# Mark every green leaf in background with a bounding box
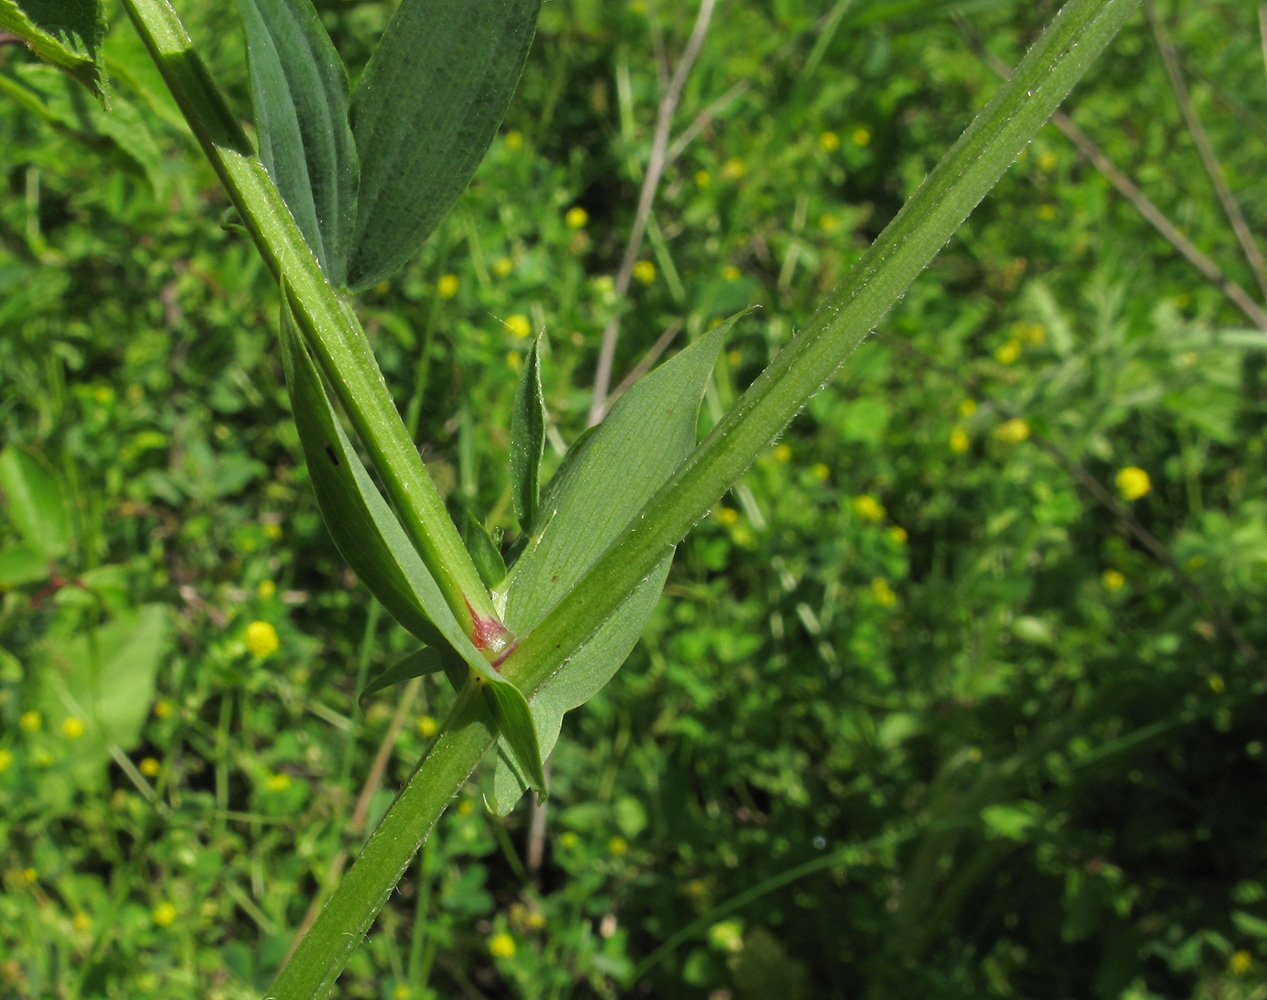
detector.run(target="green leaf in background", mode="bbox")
[0,0,106,100]
[509,333,546,529]
[236,0,358,284]
[489,319,734,811]
[359,646,454,708]
[37,605,171,786]
[345,0,541,291]
[0,544,51,586]
[0,443,72,559]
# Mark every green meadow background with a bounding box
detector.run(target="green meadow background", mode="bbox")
[1,1,1265,997]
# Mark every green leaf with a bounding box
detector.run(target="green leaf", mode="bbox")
[0,544,51,586]
[236,0,358,284]
[489,320,733,812]
[281,288,454,650]
[0,443,72,559]
[462,509,507,590]
[482,675,546,801]
[0,0,106,100]
[359,646,452,708]
[345,0,541,291]
[510,334,546,529]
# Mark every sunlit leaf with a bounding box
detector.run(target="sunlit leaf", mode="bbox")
[509,334,546,528]
[0,0,106,100]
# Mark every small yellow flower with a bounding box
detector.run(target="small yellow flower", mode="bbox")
[889,526,908,545]
[93,385,114,405]
[558,831,579,850]
[71,913,93,933]
[994,339,1021,365]
[152,902,177,927]
[715,507,740,526]
[245,621,280,658]
[263,522,283,540]
[153,700,173,720]
[949,428,970,454]
[1019,322,1047,346]
[392,986,413,1000]
[819,213,840,233]
[493,256,514,278]
[852,494,885,523]
[565,206,588,229]
[1037,203,1057,221]
[818,130,840,151]
[22,867,37,885]
[0,749,13,774]
[256,580,276,601]
[18,711,41,733]
[994,418,1030,444]
[1115,467,1151,501]
[505,314,532,339]
[726,350,742,366]
[504,130,523,152]
[139,757,161,777]
[436,274,459,299]
[525,910,547,930]
[958,398,977,418]
[1229,950,1252,976]
[721,264,741,281]
[1101,569,1125,592]
[694,170,711,188]
[870,577,896,607]
[1037,150,1058,170]
[61,717,85,740]
[721,157,746,181]
[851,127,871,146]
[417,715,438,739]
[266,772,291,792]
[608,836,628,856]
[773,444,791,463]
[488,932,516,959]
[1209,674,1225,694]
[632,260,656,285]
[811,463,830,481]
[457,799,475,817]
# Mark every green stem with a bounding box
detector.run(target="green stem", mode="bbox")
[498,0,1141,698]
[117,0,499,638]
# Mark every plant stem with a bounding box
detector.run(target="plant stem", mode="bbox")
[498,0,1143,697]
[117,0,499,639]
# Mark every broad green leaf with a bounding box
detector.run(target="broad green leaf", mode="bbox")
[359,646,451,708]
[345,0,541,291]
[236,0,358,284]
[0,0,106,100]
[0,443,71,559]
[482,676,546,800]
[0,543,50,586]
[489,320,733,812]
[509,334,546,528]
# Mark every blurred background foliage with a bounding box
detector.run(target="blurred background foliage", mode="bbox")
[1,0,1266,997]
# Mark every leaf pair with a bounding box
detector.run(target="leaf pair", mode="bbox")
[237,0,541,291]
[485,318,740,813]
[279,286,545,797]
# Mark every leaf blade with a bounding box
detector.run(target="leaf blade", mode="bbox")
[346,0,541,291]
[0,0,106,99]
[0,443,72,559]
[509,333,546,528]
[236,0,357,284]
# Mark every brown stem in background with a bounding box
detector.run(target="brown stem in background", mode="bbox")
[1146,0,1267,301]
[587,0,717,427]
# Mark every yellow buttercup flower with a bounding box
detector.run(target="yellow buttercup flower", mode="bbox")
[1229,950,1251,976]
[608,836,628,856]
[505,314,532,339]
[61,717,85,740]
[18,711,41,733]
[811,463,830,481]
[139,757,161,777]
[694,170,711,188]
[888,526,908,545]
[1115,466,1151,501]
[256,579,276,601]
[851,127,871,146]
[152,903,177,927]
[994,418,1030,444]
[436,274,459,299]
[949,427,970,454]
[721,264,741,281]
[994,339,1021,365]
[1037,203,1057,221]
[870,577,896,606]
[493,256,514,278]
[504,131,523,152]
[721,157,746,181]
[72,913,93,933]
[488,932,516,959]
[1037,150,1058,170]
[632,260,656,285]
[818,131,840,151]
[245,621,280,658]
[715,507,739,526]
[0,749,13,774]
[266,772,291,792]
[958,398,977,418]
[773,444,792,462]
[416,715,438,739]
[852,494,885,523]
[565,206,588,229]
[1101,569,1125,592]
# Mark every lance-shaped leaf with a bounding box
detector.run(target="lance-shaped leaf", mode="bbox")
[489,318,736,812]
[509,334,546,529]
[360,646,454,708]
[281,287,545,783]
[346,0,541,292]
[0,0,106,100]
[236,0,357,284]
